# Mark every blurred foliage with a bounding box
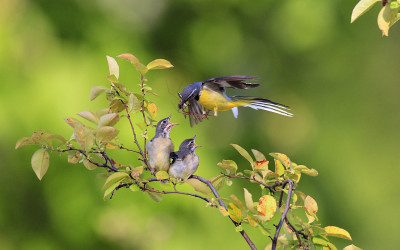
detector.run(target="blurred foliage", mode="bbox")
[351,0,400,36]
[2,0,400,249]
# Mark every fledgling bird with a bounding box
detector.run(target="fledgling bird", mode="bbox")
[146,115,178,174]
[168,136,200,181]
[178,76,293,126]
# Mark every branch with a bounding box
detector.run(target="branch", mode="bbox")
[272,179,294,250]
[111,84,152,174]
[223,173,284,193]
[45,147,118,172]
[190,175,257,250]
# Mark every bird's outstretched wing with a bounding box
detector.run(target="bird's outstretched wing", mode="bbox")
[202,76,259,91]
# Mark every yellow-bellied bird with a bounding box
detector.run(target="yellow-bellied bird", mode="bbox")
[168,136,200,180]
[146,115,178,174]
[178,76,293,126]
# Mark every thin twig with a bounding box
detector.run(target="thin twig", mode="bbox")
[119,145,141,154]
[272,179,294,250]
[191,175,257,250]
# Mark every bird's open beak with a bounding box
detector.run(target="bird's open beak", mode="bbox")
[194,143,201,148]
[167,121,179,130]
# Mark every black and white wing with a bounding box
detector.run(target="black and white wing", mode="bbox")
[202,76,259,91]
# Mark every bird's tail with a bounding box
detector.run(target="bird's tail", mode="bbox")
[232,96,293,117]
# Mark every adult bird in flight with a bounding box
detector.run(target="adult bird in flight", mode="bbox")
[178,76,293,126]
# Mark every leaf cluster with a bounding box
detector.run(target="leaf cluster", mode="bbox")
[352,0,400,36]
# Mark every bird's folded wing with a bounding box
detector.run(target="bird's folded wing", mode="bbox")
[203,76,259,91]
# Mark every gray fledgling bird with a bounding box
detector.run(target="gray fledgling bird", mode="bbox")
[168,136,200,180]
[146,115,178,174]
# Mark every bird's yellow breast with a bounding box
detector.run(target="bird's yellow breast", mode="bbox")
[198,88,238,111]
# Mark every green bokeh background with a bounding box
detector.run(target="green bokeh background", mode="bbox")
[1,0,399,249]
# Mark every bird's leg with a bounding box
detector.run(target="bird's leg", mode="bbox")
[213,107,218,117]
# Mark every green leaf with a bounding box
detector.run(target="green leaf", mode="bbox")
[67,151,79,164]
[136,62,149,76]
[147,59,174,70]
[83,159,97,170]
[117,53,140,64]
[185,179,211,195]
[16,137,36,149]
[90,86,110,101]
[103,181,120,199]
[217,160,238,174]
[106,55,119,79]
[98,113,120,128]
[244,188,256,213]
[228,203,242,223]
[257,195,277,221]
[324,226,352,240]
[251,149,266,161]
[304,195,318,215]
[230,194,245,211]
[103,172,129,189]
[127,93,140,113]
[73,123,95,151]
[147,102,157,119]
[231,144,254,167]
[343,244,362,250]
[129,184,140,192]
[96,126,119,143]
[147,191,163,202]
[156,170,169,180]
[274,159,285,176]
[269,153,291,169]
[377,5,400,36]
[31,148,50,180]
[351,0,380,23]
[77,111,99,125]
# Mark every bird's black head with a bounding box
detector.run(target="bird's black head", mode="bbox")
[155,114,178,137]
[178,81,202,109]
[179,135,201,152]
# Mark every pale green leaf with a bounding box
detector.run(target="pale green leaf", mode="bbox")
[96,126,119,143]
[147,191,163,202]
[103,172,129,189]
[77,111,99,125]
[127,93,140,113]
[351,0,380,23]
[324,226,352,240]
[147,59,174,70]
[185,178,211,195]
[156,170,169,180]
[244,188,256,213]
[67,151,79,164]
[106,55,119,79]
[31,148,50,180]
[104,181,120,199]
[304,195,318,214]
[251,149,266,161]
[98,113,120,128]
[378,5,391,36]
[231,144,254,167]
[90,86,110,101]
[217,160,238,174]
[343,244,362,250]
[83,159,97,170]
[16,137,36,149]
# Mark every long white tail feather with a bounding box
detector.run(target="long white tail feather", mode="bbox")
[246,102,293,117]
[251,103,292,114]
